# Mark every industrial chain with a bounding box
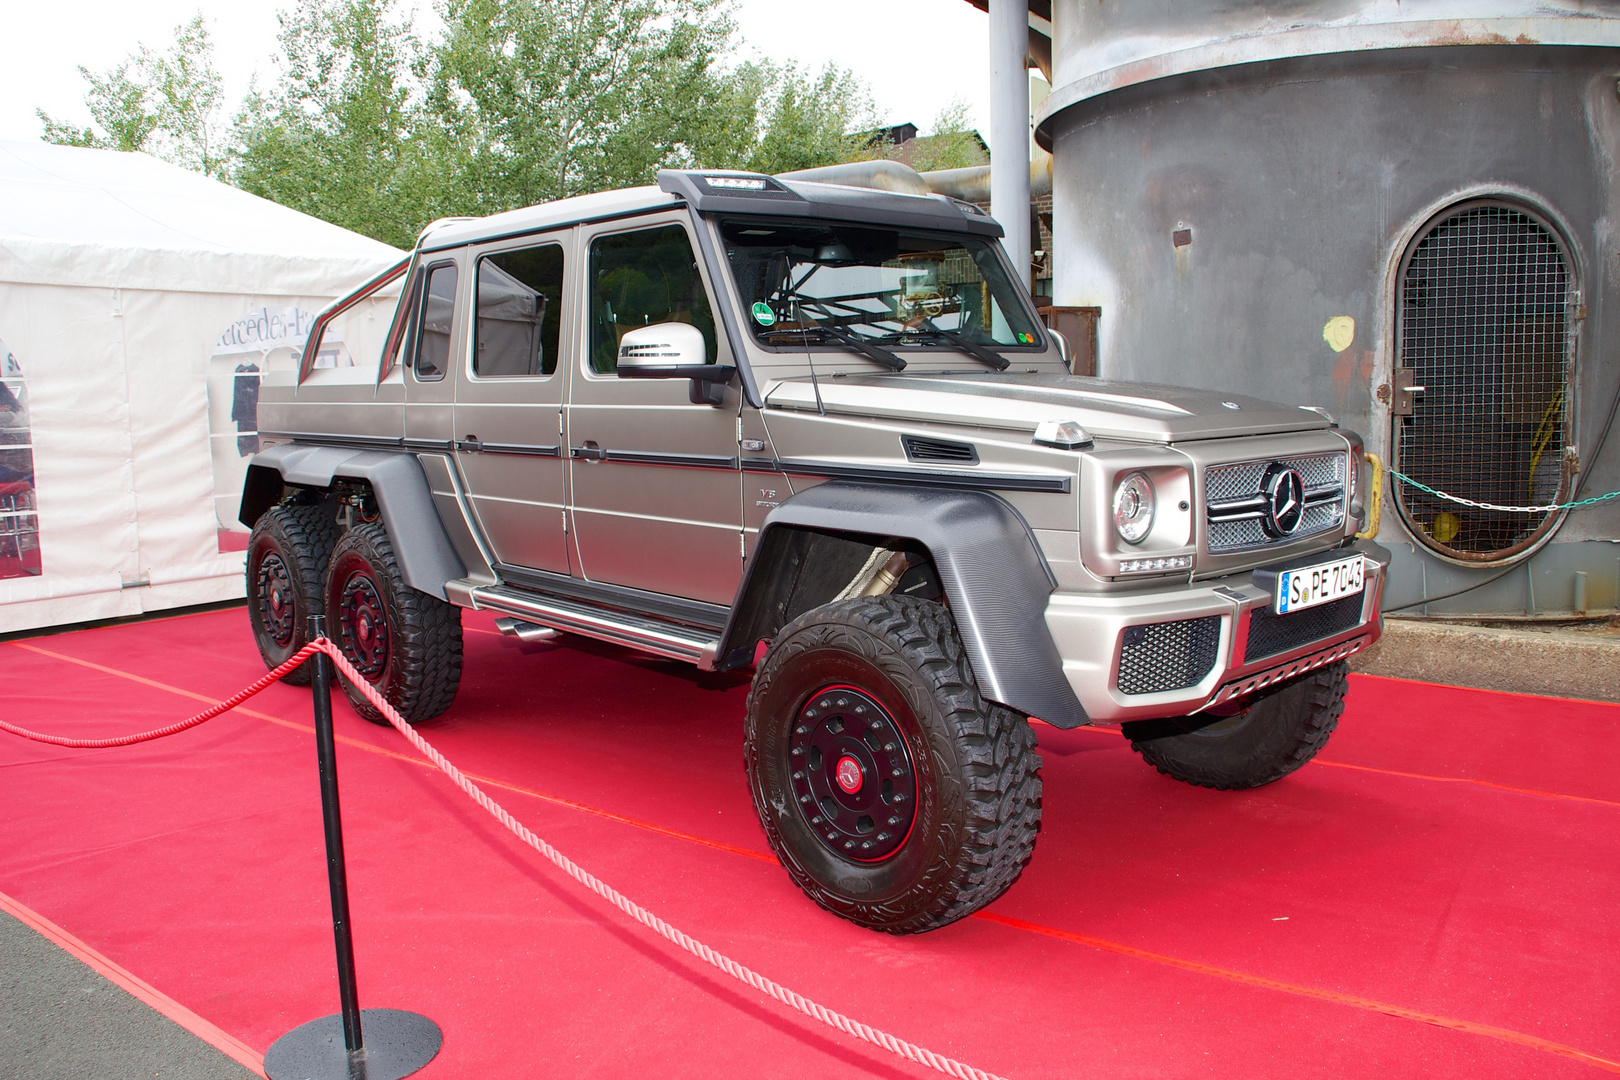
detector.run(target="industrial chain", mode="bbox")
[1382,464,1620,515]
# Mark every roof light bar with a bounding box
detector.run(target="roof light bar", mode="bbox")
[705,176,770,191]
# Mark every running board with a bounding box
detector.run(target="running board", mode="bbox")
[473,585,720,669]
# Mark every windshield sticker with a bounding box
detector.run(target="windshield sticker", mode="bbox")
[751,301,776,327]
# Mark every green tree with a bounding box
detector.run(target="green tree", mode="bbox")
[429,0,741,212]
[741,61,878,175]
[904,100,988,173]
[233,0,445,248]
[37,15,229,176]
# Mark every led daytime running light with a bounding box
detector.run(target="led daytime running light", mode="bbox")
[1118,555,1193,574]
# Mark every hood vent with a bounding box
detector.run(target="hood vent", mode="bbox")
[902,435,978,465]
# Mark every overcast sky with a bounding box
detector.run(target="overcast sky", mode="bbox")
[0,0,995,145]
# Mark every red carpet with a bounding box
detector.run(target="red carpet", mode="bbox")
[2,607,1617,1078]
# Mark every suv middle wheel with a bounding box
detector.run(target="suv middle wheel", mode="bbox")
[745,595,1043,934]
[324,522,464,725]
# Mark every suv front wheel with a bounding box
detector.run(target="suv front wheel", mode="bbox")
[323,522,463,725]
[744,595,1042,934]
[1121,660,1348,789]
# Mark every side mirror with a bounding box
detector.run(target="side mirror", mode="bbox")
[1046,327,1073,372]
[616,322,735,405]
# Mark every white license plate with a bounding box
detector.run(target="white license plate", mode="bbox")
[1275,555,1365,614]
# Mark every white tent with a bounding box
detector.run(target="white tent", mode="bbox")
[0,140,402,633]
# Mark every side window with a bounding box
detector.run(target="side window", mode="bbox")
[379,269,420,380]
[476,244,564,377]
[414,262,459,382]
[589,223,717,374]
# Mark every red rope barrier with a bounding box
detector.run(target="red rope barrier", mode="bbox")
[3,636,1008,1080]
[0,644,321,748]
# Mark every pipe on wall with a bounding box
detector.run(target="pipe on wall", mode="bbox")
[989,0,1033,288]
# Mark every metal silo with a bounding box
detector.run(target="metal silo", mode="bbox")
[1034,1,1620,615]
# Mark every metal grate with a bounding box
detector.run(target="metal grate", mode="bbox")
[1117,615,1222,695]
[1244,594,1364,663]
[1396,202,1571,560]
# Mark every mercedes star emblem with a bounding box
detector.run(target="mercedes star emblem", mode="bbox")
[1261,463,1306,537]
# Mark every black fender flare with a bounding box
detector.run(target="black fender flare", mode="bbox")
[719,481,1087,728]
[238,443,465,600]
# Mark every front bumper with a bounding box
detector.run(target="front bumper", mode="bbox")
[1044,538,1391,724]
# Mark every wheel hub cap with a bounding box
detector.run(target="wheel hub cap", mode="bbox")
[255,554,296,648]
[788,686,916,863]
[834,755,863,795]
[338,573,389,680]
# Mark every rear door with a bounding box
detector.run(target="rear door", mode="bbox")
[452,231,573,575]
[566,214,742,605]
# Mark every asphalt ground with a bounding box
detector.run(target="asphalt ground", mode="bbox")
[0,907,256,1080]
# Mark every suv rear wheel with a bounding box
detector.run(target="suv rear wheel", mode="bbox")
[1121,660,1348,789]
[745,595,1042,934]
[323,522,463,725]
[246,504,338,686]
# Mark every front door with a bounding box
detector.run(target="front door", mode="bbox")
[566,215,743,606]
[452,232,572,575]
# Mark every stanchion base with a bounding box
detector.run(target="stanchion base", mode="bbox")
[264,1008,441,1080]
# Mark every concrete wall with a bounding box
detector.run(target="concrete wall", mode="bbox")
[1039,5,1620,615]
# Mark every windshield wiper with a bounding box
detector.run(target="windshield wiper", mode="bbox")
[772,292,907,370]
[815,323,906,371]
[897,328,1010,371]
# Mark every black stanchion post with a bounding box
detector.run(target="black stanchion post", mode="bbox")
[263,616,441,1080]
[309,614,365,1053]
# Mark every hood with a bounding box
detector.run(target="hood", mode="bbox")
[762,371,1333,443]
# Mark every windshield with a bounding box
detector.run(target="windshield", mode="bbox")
[720,219,1043,352]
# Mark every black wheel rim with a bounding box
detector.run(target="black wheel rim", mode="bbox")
[255,552,296,648]
[789,685,917,863]
[338,571,390,680]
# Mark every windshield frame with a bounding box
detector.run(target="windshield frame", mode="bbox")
[715,215,1050,357]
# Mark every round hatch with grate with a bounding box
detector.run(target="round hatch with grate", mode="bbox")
[1393,200,1574,562]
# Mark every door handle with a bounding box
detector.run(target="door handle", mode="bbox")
[572,442,606,462]
[459,435,482,452]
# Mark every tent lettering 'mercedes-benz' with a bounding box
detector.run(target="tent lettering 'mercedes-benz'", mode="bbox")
[0,140,402,633]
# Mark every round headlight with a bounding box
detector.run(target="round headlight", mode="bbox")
[1113,471,1156,545]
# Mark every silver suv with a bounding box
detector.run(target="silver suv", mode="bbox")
[241,170,1390,934]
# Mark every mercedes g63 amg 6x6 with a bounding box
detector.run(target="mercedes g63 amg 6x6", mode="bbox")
[242,170,1389,933]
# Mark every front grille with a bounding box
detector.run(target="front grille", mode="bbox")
[1244,594,1364,663]
[1204,452,1346,554]
[1117,615,1222,695]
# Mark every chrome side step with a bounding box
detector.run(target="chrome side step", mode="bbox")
[474,585,720,669]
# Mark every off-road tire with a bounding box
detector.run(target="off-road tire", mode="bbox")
[745,594,1042,934]
[1121,660,1348,790]
[323,522,462,725]
[246,504,338,686]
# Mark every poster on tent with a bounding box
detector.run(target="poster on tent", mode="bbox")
[0,337,40,580]
[206,305,330,551]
